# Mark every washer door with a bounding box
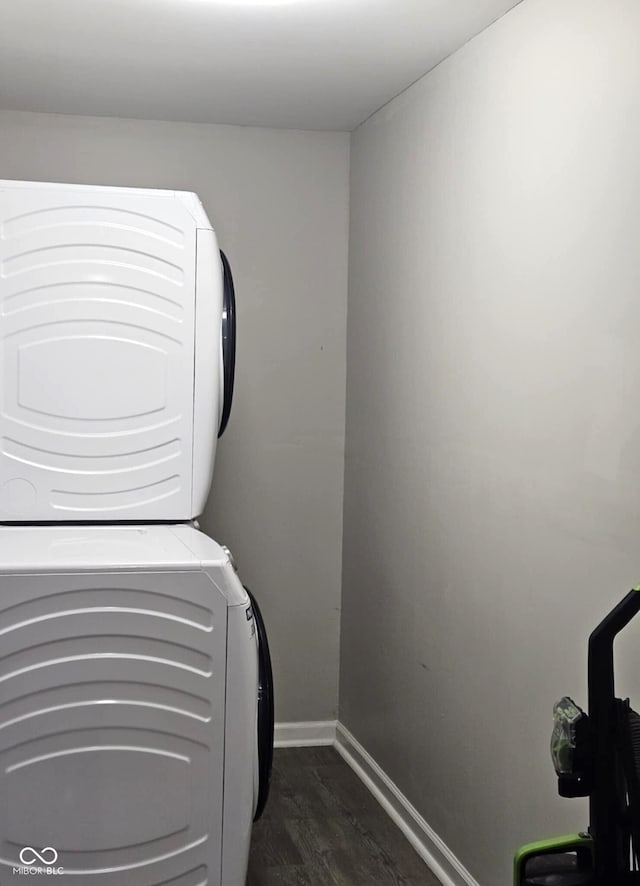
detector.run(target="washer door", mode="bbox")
[245,587,274,821]
[218,251,236,438]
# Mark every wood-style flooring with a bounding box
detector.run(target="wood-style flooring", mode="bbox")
[247,747,441,886]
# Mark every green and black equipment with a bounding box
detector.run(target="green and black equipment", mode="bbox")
[515,589,640,885]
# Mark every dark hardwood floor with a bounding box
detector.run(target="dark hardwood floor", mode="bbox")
[247,747,441,886]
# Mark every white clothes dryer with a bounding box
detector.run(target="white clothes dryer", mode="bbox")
[0,179,230,522]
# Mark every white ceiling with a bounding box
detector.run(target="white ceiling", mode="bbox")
[0,0,522,131]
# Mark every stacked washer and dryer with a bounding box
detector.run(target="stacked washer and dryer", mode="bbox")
[0,180,274,885]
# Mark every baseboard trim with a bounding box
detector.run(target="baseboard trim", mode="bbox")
[335,723,480,886]
[273,720,479,885]
[274,720,337,748]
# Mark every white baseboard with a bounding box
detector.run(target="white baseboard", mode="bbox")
[274,720,337,748]
[273,719,479,885]
[335,723,480,886]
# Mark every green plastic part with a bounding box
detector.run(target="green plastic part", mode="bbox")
[513,833,593,884]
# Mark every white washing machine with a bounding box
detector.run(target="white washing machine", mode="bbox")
[0,180,273,884]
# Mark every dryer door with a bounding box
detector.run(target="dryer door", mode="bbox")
[218,251,236,438]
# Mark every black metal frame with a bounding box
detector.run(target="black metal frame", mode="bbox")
[587,590,640,882]
[516,590,640,886]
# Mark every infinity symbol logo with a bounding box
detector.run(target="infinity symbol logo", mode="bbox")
[19,847,58,865]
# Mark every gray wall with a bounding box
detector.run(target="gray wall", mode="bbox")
[0,109,350,723]
[342,0,640,883]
